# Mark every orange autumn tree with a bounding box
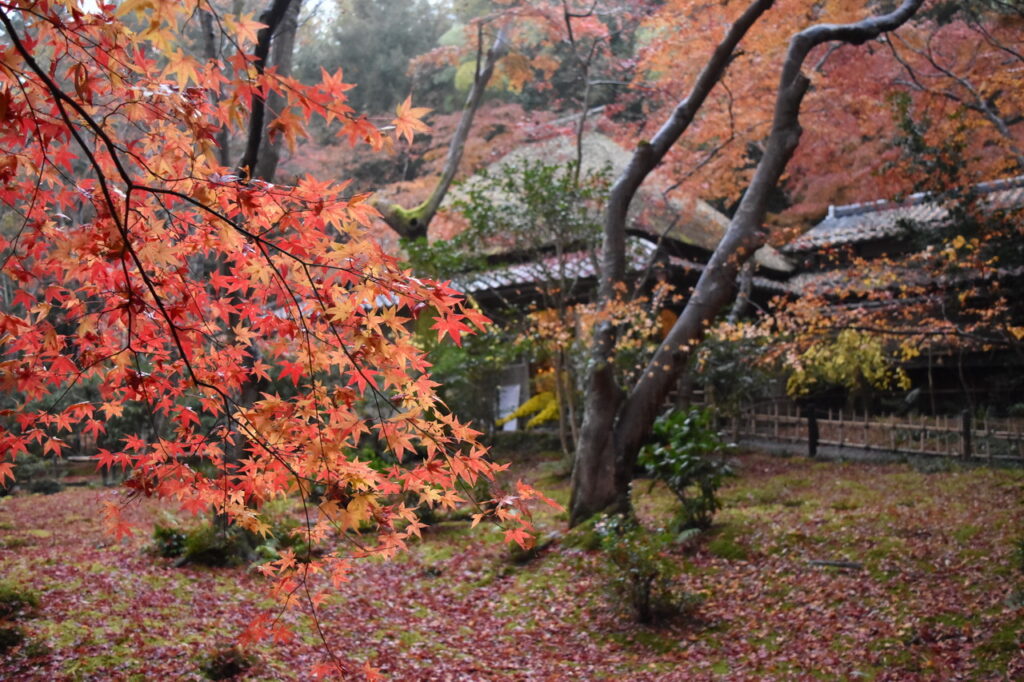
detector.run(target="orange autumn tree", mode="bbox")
[0,0,548,669]
[707,1,1024,410]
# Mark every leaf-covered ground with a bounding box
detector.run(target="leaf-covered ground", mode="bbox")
[1,452,1022,680]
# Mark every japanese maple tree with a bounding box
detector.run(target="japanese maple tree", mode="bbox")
[0,0,548,673]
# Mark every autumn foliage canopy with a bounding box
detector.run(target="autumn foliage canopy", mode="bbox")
[0,0,552,665]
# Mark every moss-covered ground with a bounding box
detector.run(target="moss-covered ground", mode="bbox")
[0,451,1021,679]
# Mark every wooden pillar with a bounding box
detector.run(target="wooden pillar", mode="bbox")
[805,404,819,459]
[960,410,972,459]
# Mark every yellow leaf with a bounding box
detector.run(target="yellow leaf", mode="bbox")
[115,0,154,18]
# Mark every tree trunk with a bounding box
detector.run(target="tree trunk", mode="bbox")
[727,260,755,323]
[570,0,925,526]
[570,0,776,526]
[236,0,295,179]
[253,0,302,183]
[380,25,508,240]
[569,355,624,523]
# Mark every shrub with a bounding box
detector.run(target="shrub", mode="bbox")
[152,523,187,558]
[707,524,749,561]
[0,624,25,653]
[0,581,40,620]
[197,642,258,680]
[27,478,63,495]
[595,514,688,624]
[639,408,734,530]
[159,501,318,568]
[179,523,254,568]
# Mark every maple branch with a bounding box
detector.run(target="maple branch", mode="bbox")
[969,16,1024,63]
[885,33,1024,169]
[379,22,510,241]
[0,7,305,463]
[236,0,295,179]
[599,0,775,301]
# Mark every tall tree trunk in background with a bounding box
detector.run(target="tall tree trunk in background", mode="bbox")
[225,0,294,468]
[253,0,302,183]
[569,0,925,526]
[200,8,232,166]
[237,0,295,179]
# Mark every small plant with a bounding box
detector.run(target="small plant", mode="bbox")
[639,408,734,530]
[0,624,25,653]
[177,523,254,568]
[595,514,687,624]
[197,642,259,680]
[0,580,40,620]
[152,523,188,558]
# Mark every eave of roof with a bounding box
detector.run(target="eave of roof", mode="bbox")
[783,175,1024,254]
[455,237,792,298]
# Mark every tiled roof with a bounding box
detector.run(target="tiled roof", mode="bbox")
[456,237,790,297]
[440,130,793,274]
[783,176,1024,254]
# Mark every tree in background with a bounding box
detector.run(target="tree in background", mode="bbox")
[760,0,1024,417]
[294,0,451,117]
[374,0,652,240]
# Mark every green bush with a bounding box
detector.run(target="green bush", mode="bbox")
[562,515,604,551]
[178,523,254,568]
[197,642,259,680]
[0,580,40,620]
[0,624,25,653]
[152,523,187,558]
[27,478,63,495]
[595,514,689,624]
[158,500,320,568]
[639,408,734,530]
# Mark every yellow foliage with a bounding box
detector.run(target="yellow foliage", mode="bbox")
[495,390,558,428]
[786,330,911,398]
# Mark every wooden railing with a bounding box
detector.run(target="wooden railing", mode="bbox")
[726,402,1024,461]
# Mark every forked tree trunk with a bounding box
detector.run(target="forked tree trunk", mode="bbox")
[569,0,925,526]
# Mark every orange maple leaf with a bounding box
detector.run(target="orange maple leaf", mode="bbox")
[391,95,430,144]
